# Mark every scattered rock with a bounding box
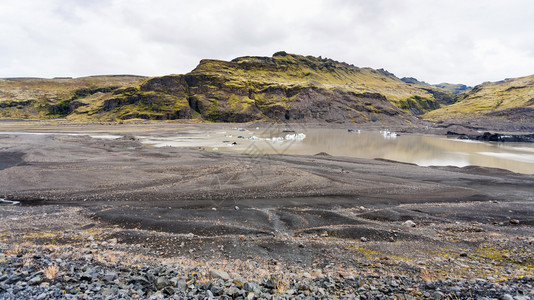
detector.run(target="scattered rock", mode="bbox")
[1,231,532,299]
[176,279,187,291]
[156,277,168,290]
[128,276,152,287]
[28,276,42,286]
[118,135,138,141]
[209,269,230,281]
[102,272,117,282]
[502,294,514,300]
[431,291,444,299]
[458,132,534,143]
[402,220,417,227]
[79,273,93,282]
[162,286,175,296]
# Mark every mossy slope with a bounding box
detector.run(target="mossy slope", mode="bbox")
[1,52,462,123]
[423,75,534,122]
[0,76,145,120]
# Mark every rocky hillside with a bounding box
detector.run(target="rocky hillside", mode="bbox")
[0,76,145,119]
[423,74,534,123]
[1,52,462,124]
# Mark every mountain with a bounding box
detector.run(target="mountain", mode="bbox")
[423,74,534,124]
[401,77,470,95]
[433,83,470,95]
[110,51,452,123]
[0,52,477,124]
[0,76,145,119]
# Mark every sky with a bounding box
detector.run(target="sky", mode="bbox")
[1,0,533,86]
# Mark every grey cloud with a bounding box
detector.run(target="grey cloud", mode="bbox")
[0,0,533,85]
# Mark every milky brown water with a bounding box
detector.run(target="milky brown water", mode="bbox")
[3,126,534,174]
[142,128,534,175]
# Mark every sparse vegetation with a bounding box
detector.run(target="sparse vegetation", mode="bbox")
[2,54,532,124]
[43,264,59,280]
[423,74,534,121]
[0,76,145,120]
[0,53,461,122]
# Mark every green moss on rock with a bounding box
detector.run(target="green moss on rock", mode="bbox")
[399,96,441,115]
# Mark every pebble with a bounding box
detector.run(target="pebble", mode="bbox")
[402,220,417,227]
[502,294,514,300]
[102,272,117,282]
[209,269,230,281]
[28,276,42,286]
[156,277,168,290]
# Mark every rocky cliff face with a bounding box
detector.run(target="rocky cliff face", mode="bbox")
[120,74,412,124]
[0,52,458,124]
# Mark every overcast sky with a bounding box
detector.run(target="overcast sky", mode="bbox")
[1,0,533,86]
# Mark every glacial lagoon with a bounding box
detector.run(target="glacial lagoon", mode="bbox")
[140,128,534,175]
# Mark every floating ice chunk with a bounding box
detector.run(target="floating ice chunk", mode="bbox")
[381,130,398,139]
[0,199,20,205]
[285,133,306,141]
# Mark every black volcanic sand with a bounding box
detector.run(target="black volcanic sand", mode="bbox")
[1,122,533,285]
[0,151,25,170]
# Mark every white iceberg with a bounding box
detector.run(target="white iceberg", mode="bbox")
[285,133,306,141]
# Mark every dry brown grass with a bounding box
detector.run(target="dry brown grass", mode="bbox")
[43,264,59,280]
[22,258,33,268]
[94,252,121,264]
[6,245,23,256]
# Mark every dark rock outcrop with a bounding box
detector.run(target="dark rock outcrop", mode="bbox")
[458,132,534,143]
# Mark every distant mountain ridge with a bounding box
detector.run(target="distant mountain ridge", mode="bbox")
[400,77,471,95]
[0,52,532,125]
